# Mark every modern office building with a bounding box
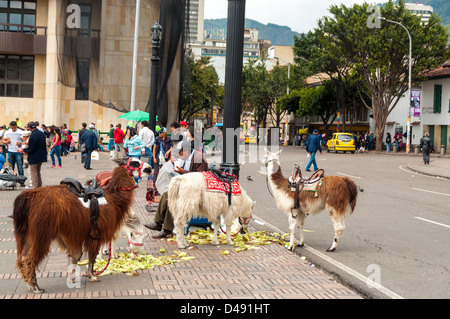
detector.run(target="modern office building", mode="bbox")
[0,0,182,133]
[405,3,433,25]
[185,0,204,45]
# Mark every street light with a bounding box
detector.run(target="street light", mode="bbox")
[274,56,290,94]
[149,19,163,133]
[378,17,412,154]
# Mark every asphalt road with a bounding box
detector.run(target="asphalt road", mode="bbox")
[230,145,450,299]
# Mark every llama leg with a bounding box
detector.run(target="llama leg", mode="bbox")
[18,243,45,293]
[23,255,44,293]
[327,213,345,252]
[297,213,306,247]
[288,214,297,251]
[212,219,220,246]
[174,217,189,249]
[87,241,101,282]
[68,252,82,284]
[225,220,233,245]
[110,239,118,259]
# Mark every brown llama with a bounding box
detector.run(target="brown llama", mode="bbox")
[264,149,360,252]
[13,158,152,293]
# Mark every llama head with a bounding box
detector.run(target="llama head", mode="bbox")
[263,148,282,173]
[239,200,255,234]
[113,157,152,179]
[128,231,146,259]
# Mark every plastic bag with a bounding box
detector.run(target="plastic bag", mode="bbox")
[155,161,178,194]
[91,150,99,160]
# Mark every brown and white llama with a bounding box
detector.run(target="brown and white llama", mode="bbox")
[263,149,360,252]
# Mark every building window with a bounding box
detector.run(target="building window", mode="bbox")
[0,55,34,97]
[433,84,442,113]
[75,58,90,100]
[0,0,36,33]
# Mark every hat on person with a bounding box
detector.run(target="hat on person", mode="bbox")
[27,121,37,129]
[158,127,166,133]
[89,124,95,129]
[313,129,318,133]
[180,121,187,126]
[23,130,31,137]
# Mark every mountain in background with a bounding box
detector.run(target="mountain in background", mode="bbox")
[204,18,301,46]
[422,0,450,25]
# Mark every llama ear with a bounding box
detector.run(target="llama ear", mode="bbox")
[252,201,256,209]
[112,158,127,166]
[276,149,283,156]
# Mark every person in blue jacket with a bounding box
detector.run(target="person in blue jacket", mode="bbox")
[124,127,145,159]
[305,129,322,172]
[80,124,98,170]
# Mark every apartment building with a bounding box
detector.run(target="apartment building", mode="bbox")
[405,2,433,25]
[0,0,181,133]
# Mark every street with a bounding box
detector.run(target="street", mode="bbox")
[238,146,450,299]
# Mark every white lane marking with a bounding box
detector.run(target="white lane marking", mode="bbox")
[414,217,450,230]
[337,172,362,179]
[411,187,450,197]
[251,215,404,299]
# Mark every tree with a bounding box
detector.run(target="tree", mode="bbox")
[180,55,223,124]
[321,0,450,151]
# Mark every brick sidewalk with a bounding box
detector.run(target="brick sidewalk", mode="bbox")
[0,151,362,300]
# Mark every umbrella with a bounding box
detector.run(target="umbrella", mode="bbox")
[119,110,150,122]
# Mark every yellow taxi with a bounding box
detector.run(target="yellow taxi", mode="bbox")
[326,132,356,153]
[245,134,257,144]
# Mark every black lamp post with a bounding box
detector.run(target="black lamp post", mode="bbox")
[149,19,163,133]
[220,0,246,179]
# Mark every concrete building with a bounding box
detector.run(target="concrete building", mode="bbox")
[0,0,181,134]
[405,3,433,25]
[185,0,204,45]
[190,27,261,83]
[418,61,450,154]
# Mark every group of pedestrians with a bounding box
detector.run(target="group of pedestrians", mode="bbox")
[1,120,47,189]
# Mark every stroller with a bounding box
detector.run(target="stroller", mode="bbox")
[0,156,27,189]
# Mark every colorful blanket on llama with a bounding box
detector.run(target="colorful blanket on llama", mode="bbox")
[202,171,241,196]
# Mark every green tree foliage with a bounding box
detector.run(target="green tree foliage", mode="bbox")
[241,58,291,131]
[320,0,450,151]
[180,55,223,123]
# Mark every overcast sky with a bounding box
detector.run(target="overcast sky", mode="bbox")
[204,0,370,34]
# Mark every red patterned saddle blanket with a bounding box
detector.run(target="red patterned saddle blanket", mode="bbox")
[201,171,241,196]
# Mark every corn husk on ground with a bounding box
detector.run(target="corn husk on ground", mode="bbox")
[78,230,289,276]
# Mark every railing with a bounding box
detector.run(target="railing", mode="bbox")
[0,23,47,35]
[64,28,101,38]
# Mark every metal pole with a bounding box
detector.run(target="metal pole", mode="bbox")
[130,0,141,112]
[211,85,215,127]
[379,18,412,153]
[220,0,246,179]
[149,20,162,133]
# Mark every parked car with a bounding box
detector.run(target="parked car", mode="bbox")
[326,133,356,153]
[245,134,257,144]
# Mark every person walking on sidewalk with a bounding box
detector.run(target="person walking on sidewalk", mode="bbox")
[49,126,62,168]
[114,123,126,159]
[80,124,98,170]
[305,129,322,172]
[385,132,392,153]
[18,121,47,188]
[420,132,432,165]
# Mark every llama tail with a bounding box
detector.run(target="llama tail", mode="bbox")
[344,178,359,213]
[13,193,32,257]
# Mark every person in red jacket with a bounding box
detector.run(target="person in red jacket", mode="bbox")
[113,123,126,159]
